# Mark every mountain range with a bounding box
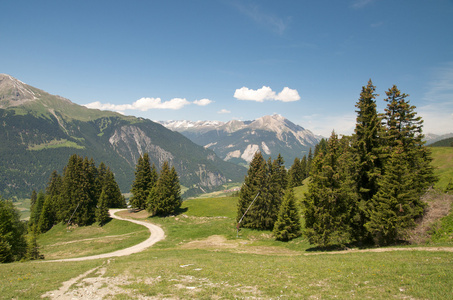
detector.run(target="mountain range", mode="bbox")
[0,74,246,198]
[160,114,321,167]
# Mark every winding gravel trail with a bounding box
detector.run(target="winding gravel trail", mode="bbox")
[47,209,165,262]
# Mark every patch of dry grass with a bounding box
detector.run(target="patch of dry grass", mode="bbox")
[406,190,453,244]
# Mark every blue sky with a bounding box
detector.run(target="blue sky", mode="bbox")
[1,0,452,136]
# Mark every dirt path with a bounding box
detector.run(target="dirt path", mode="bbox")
[47,209,165,262]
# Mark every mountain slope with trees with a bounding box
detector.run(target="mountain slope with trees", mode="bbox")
[0,74,246,198]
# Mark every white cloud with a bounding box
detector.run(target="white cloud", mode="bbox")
[234,86,275,102]
[218,109,231,114]
[84,97,190,112]
[275,87,301,102]
[193,98,213,106]
[234,86,300,102]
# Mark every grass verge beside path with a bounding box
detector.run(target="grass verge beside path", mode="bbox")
[2,196,453,299]
[37,218,149,260]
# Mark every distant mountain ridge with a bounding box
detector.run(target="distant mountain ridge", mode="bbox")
[0,74,246,198]
[160,114,321,167]
[424,133,453,145]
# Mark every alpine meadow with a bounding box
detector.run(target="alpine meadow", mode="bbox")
[1,76,453,299]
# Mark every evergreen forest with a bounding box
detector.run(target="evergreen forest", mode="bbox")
[237,81,437,246]
[0,154,126,262]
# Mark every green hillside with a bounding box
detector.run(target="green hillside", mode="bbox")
[429,137,453,147]
[0,75,246,198]
[2,198,452,299]
[430,147,453,190]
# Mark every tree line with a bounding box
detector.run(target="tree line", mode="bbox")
[1,151,182,263]
[1,154,126,263]
[238,80,436,246]
[28,154,126,234]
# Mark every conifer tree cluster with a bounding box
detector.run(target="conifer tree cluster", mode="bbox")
[288,156,309,187]
[130,154,181,216]
[0,197,27,263]
[303,80,436,246]
[28,154,126,234]
[237,153,301,241]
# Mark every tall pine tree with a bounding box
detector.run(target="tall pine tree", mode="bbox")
[28,190,45,231]
[350,79,383,242]
[130,153,157,210]
[147,161,181,216]
[101,167,126,208]
[273,188,302,241]
[96,189,111,225]
[303,132,357,247]
[37,195,55,233]
[236,152,268,229]
[288,157,304,188]
[262,154,287,230]
[382,85,436,196]
[365,146,422,245]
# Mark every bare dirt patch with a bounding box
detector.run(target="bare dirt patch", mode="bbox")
[117,209,151,219]
[180,235,300,256]
[41,260,148,299]
[406,192,453,244]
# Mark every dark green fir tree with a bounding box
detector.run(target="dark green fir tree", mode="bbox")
[365,146,423,245]
[382,85,436,197]
[0,197,27,262]
[350,79,383,242]
[147,161,181,216]
[261,154,287,230]
[130,153,157,210]
[96,189,111,225]
[273,188,302,241]
[29,190,45,231]
[37,195,55,233]
[236,152,268,229]
[101,167,126,208]
[288,157,304,188]
[303,132,357,247]
[25,231,43,260]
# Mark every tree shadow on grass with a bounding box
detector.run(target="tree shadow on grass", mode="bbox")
[305,240,411,253]
[98,217,112,227]
[175,207,188,215]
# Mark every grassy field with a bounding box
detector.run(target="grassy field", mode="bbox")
[2,194,453,299]
[2,147,452,298]
[430,147,453,190]
[37,218,150,260]
[12,197,31,220]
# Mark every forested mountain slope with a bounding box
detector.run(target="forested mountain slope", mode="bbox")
[0,74,246,198]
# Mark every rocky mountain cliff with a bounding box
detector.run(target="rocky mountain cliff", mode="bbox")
[160,114,320,167]
[0,74,246,198]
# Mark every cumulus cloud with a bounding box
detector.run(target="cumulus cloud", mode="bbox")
[234,86,300,102]
[193,98,213,106]
[84,97,191,112]
[218,109,231,114]
[275,87,301,102]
